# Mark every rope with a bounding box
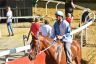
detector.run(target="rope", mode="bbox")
[38,40,56,54]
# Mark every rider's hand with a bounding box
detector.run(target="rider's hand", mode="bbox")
[56,35,63,40]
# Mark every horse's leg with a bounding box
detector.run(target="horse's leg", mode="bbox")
[73,43,82,64]
[28,48,37,60]
[75,48,82,64]
[74,56,81,64]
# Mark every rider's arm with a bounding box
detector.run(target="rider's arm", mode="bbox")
[27,29,31,41]
[27,24,32,41]
[27,30,31,41]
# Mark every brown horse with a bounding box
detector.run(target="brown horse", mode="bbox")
[28,35,81,64]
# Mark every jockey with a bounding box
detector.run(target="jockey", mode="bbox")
[39,20,52,37]
[50,11,72,64]
[27,18,40,40]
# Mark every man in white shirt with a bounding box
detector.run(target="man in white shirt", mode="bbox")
[6,6,14,36]
[39,20,52,37]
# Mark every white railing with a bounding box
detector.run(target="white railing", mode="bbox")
[0,16,44,20]
[43,0,86,10]
[71,19,94,35]
[0,45,30,57]
[56,2,65,11]
[46,0,51,15]
[34,0,39,15]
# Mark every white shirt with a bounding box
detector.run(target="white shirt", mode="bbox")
[39,24,52,37]
[6,10,12,23]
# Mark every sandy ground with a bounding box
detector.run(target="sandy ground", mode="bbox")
[0,23,31,64]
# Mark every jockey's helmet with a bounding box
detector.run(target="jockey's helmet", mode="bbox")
[55,11,64,17]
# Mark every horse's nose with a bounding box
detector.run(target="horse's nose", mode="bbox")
[28,53,36,60]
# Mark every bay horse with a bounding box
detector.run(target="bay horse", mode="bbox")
[28,35,82,64]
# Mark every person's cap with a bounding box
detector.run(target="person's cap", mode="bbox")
[55,11,64,17]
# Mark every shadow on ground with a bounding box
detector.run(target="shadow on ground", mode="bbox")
[83,44,96,47]
[81,59,89,64]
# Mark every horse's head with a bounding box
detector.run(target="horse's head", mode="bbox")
[28,34,56,60]
[28,35,45,60]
